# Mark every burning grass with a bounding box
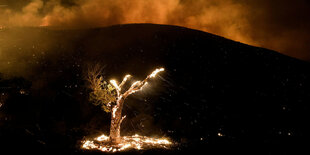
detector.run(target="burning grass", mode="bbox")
[81,134,174,152]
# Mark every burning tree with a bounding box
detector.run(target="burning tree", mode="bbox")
[87,66,165,144]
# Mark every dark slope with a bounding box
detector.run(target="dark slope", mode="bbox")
[0,24,309,154]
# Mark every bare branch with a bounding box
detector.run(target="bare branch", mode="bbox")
[119,75,131,89]
[86,63,104,90]
[122,68,164,98]
[120,115,126,125]
[110,80,120,96]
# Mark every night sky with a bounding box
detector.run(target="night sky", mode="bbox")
[0,0,310,60]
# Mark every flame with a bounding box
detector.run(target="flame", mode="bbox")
[112,106,117,118]
[110,79,120,91]
[82,68,168,152]
[124,75,131,81]
[131,81,141,88]
[81,134,173,152]
[131,82,148,94]
[96,134,109,141]
[109,68,164,96]
[119,74,131,89]
[150,68,165,78]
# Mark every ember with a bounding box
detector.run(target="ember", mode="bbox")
[81,134,173,152]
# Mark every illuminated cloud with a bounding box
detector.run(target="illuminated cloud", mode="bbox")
[0,0,309,60]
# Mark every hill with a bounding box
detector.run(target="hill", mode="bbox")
[0,24,309,154]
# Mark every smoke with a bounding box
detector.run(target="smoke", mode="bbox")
[0,0,310,60]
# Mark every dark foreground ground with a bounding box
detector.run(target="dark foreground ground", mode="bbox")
[0,24,309,154]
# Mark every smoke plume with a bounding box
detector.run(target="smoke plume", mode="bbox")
[0,0,310,60]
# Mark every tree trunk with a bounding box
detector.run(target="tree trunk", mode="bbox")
[109,98,125,144]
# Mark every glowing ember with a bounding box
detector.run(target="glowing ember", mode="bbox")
[81,134,173,152]
[96,134,109,141]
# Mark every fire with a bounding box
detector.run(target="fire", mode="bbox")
[109,68,164,96]
[83,67,169,152]
[109,67,164,95]
[128,81,146,95]
[150,68,165,78]
[119,74,131,89]
[81,134,173,152]
[96,134,109,141]
[110,80,120,91]
[112,106,117,118]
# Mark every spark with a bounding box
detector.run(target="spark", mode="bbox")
[81,134,173,152]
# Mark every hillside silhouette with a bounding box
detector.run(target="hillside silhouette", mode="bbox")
[0,24,309,154]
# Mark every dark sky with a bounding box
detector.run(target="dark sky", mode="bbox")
[0,0,310,60]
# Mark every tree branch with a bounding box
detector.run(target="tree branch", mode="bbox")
[122,68,164,97]
[119,115,126,125]
[119,75,131,89]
